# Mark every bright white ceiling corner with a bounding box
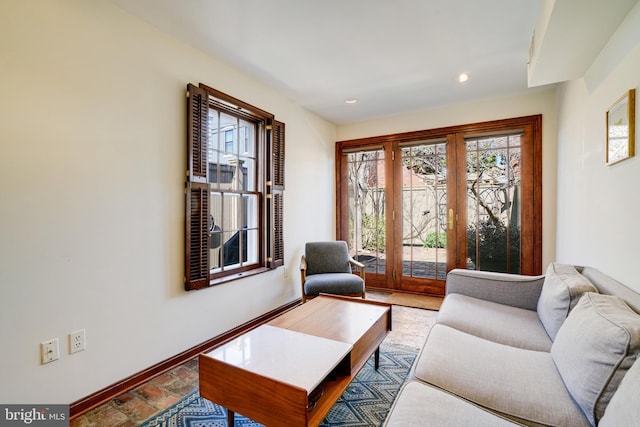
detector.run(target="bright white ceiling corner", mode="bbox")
[110,0,545,125]
[528,0,639,87]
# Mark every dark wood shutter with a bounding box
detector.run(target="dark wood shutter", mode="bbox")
[185,183,210,289]
[185,84,210,290]
[272,191,284,267]
[267,120,285,268]
[272,120,285,188]
[187,83,208,183]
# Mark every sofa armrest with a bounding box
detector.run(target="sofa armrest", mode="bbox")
[446,269,545,311]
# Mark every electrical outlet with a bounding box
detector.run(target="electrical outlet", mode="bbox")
[283,266,289,279]
[41,338,60,364]
[69,329,86,354]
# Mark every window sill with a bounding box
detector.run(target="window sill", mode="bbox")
[208,266,270,287]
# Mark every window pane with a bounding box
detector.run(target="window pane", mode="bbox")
[217,158,234,191]
[209,192,223,271]
[346,149,386,275]
[244,194,259,229]
[239,119,256,158]
[224,129,234,153]
[208,149,221,186]
[221,230,241,267]
[220,113,237,155]
[221,193,240,232]
[225,158,241,191]
[466,135,521,273]
[400,142,448,280]
[245,229,259,265]
[207,110,220,186]
[210,192,223,226]
[207,110,219,155]
[239,157,255,191]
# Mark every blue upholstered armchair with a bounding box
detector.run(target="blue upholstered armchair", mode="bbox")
[300,241,366,303]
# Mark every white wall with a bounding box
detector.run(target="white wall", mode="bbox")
[0,0,336,403]
[555,2,640,291]
[337,89,559,270]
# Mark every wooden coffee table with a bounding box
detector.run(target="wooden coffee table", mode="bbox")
[199,295,392,427]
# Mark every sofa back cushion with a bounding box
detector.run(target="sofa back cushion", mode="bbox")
[599,359,640,427]
[579,266,640,313]
[551,292,640,426]
[537,263,597,340]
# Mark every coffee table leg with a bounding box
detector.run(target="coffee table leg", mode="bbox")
[227,408,234,426]
[375,347,380,370]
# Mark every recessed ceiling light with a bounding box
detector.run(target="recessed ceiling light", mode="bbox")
[458,73,469,83]
[345,98,358,104]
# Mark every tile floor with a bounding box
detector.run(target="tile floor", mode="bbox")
[70,292,438,427]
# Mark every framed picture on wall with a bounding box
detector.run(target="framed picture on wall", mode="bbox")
[606,89,635,165]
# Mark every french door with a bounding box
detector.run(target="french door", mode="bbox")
[336,116,542,296]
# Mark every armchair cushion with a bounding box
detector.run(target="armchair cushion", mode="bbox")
[304,273,364,297]
[305,241,352,275]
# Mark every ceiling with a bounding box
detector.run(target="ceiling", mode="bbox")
[108,0,631,125]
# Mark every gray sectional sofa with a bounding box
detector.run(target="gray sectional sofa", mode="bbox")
[384,264,640,426]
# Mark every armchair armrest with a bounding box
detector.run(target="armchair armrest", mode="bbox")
[300,254,308,280]
[446,269,545,311]
[349,257,366,281]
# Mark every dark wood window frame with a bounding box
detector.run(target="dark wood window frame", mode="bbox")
[185,83,284,290]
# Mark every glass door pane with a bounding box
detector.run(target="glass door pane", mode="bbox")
[400,142,448,280]
[465,134,522,273]
[346,149,386,275]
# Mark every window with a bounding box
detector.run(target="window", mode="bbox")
[185,83,284,290]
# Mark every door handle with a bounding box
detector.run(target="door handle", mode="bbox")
[448,208,454,230]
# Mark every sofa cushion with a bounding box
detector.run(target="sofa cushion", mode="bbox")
[551,292,640,425]
[413,324,590,427]
[384,381,524,427]
[537,263,597,340]
[446,269,545,311]
[580,266,640,312]
[438,293,552,351]
[599,360,640,427]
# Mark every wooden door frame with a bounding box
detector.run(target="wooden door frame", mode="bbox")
[389,137,457,296]
[336,115,543,293]
[452,116,542,275]
[335,141,394,289]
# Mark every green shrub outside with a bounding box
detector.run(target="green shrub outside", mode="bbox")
[467,218,520,273]
[423,232,447,248]
[361,214,385,250]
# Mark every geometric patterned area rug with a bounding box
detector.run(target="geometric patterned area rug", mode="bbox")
[139,344,417,427]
